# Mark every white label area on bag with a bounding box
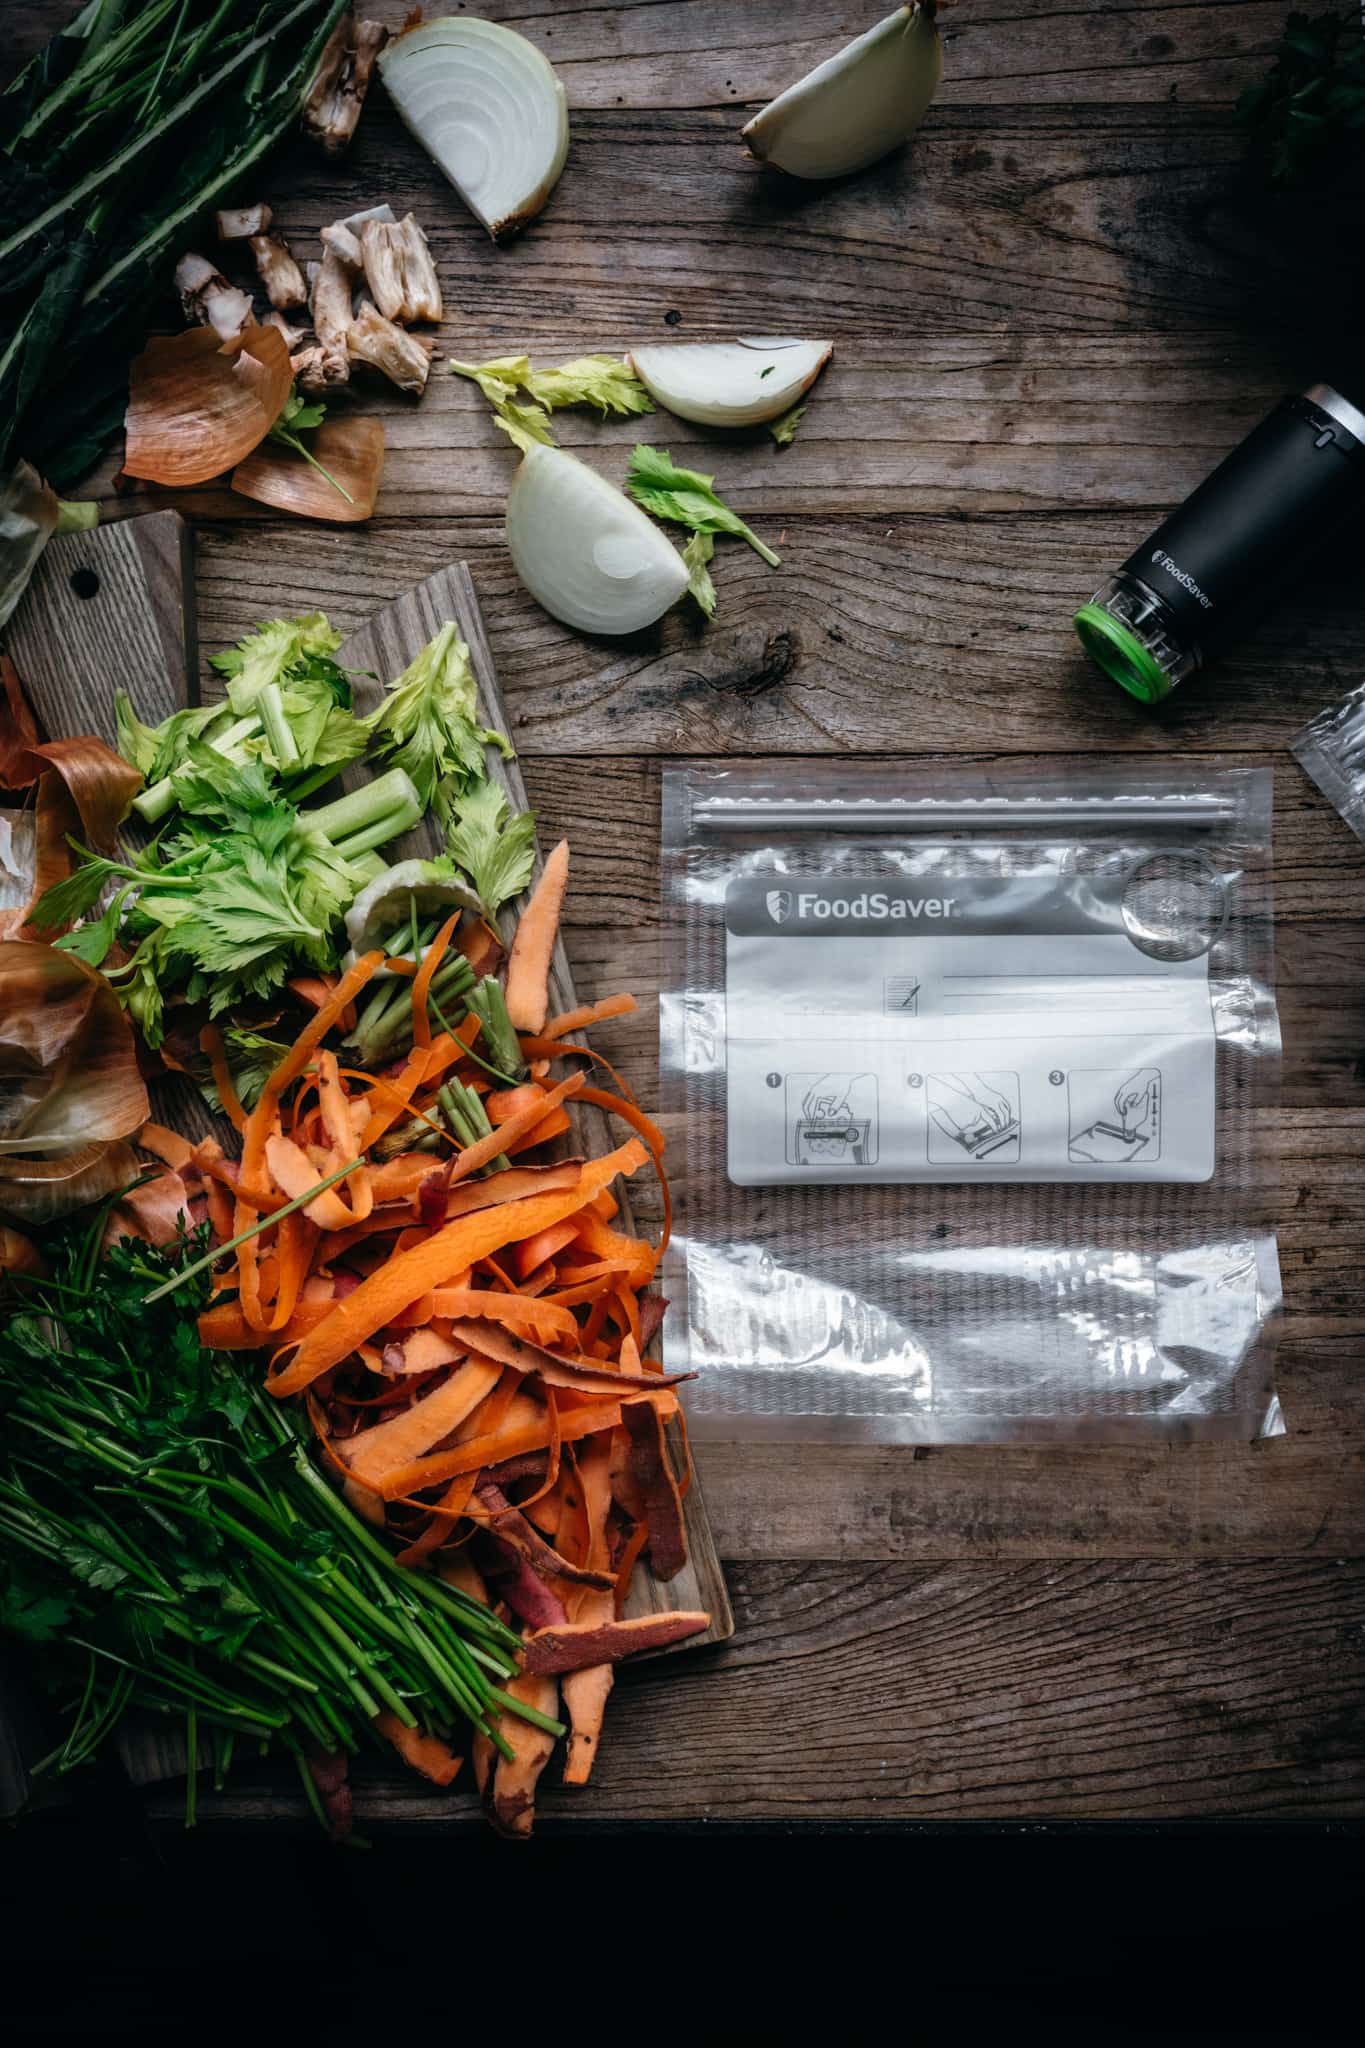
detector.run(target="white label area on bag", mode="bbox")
[724,867,1218,1184]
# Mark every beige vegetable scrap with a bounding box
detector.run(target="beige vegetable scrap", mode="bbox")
[249,232,308,313]
[173,253,252,343]
[361,215,442,325]
[263,310,306,349]
[290,345,334,396]
[302,11,389,154]
[215,203,272,241]
[320,221,365,271]
[308,229,361,389]
[347,302,431,397]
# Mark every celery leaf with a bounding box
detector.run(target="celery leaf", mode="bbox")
[625,444,781,567]
[445,779,537,915]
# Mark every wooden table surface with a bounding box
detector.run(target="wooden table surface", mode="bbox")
[11,0,1365,1827]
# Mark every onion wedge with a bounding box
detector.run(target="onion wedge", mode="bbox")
[377,17,568,240]
[505,444,689,635]
[124,324,293,487]
[627,338,832,427]
[231,416,385,523]
[741,3,942,181]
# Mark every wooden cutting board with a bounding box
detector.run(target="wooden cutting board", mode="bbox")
[6,509,197,733]
[336,567,732,1652]
[5,527,730,1795]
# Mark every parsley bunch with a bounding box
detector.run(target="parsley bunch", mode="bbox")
[0,1215,556,1826]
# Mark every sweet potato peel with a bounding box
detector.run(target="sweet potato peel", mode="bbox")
[623,1397,688,1582]
[520,1612,712,1676]
[561,1588,615,1786]
[479,1673,560,1839]
[443,1318,693,1397]
[373,1711,462,1786]
[472,1480,614,1590]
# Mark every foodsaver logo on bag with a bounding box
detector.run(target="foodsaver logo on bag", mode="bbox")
[728,872,1125,939]
[765,887,958,924]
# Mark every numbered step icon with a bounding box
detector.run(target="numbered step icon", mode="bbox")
[1067,1068,1161,1164]
[926,1071,1020,1164]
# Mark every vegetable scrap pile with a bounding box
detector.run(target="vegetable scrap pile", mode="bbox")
[142,192,444,521]
[450,347,824,632]
[2,616,708,1834]
[25,613,528,1061]
[2,3,951,623]
[0,0,361,492]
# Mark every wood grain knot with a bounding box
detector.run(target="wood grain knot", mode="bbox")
[716,627,798,699]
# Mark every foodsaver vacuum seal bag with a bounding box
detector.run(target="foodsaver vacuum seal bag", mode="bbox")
[660,761,1283,1444]
[1293,681,1365,845]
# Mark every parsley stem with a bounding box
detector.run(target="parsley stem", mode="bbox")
[272,426,355,505]
[141,1155,364,1303]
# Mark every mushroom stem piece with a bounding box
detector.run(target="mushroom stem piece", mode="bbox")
[174,252,253,343]
[361,213,443,325]
[347,302,431,396]
[303,12,389,154]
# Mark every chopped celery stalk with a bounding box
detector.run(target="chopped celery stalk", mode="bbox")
[344,953,474,1067]
[439,1076,509,1171]
[331,813,420,863]
[132,710,262,822]
[305,767,421,847]
[258,680,299,770]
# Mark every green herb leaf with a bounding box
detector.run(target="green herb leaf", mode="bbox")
[212,612,343,706]
[491,398,557,453]
[444,779,537,915]
[449,355,532,407]
[625,444,781,567]
[1237,8,1365,186]
[364,623,495,813]
[681,529,717,618]
[0,1572,73,1644]
[52,882,134,968]
[522,354,654,419]
[266,383,354,503]
[30,848,128,931]
[769,402,806,447]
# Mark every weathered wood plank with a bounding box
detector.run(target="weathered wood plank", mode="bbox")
[83,332,1319,524]
[394,1,1291,111]
[8,2,1293,113]
[178,515,1365,759]
[54,100,1334,351]
[143,1557,1365,1823]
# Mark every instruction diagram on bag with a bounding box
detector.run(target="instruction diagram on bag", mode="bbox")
[1067,1067,1162,1164]
[786,1072,878,1167]
[926,1071,1021,1163]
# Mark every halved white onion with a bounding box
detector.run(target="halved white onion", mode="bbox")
[505,444,689,635]
[741,3,942,181]
[378,18,568,240]
[627,337,832,427]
